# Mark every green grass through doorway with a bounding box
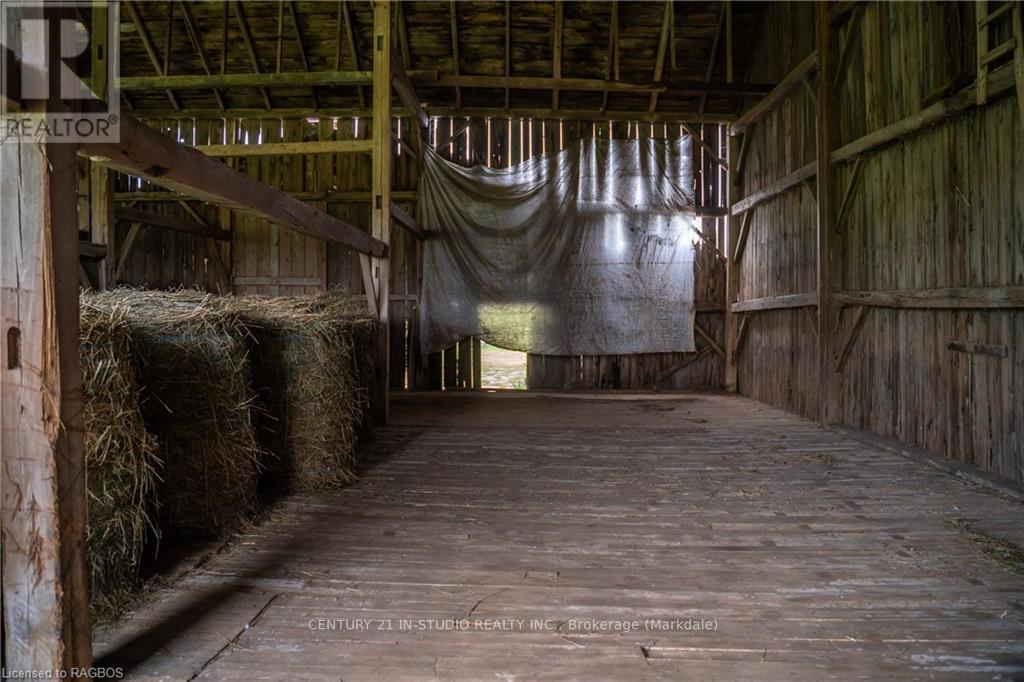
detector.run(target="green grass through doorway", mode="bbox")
[480,342,527,390]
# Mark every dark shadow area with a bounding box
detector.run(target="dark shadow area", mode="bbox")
[96,421,424,675]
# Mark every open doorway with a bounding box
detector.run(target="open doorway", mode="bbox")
[480,342,527,390]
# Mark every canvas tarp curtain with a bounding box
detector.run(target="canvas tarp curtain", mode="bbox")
[418,136,698,356]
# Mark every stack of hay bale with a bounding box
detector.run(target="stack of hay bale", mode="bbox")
[79,287,375,620]
[95,289,262,538]
[215,292,376,494]
[79,299,160,621]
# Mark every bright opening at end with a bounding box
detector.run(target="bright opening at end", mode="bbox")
[481,342,527,390]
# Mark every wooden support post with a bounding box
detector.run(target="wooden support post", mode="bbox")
[89,3,113,289]
[833,155,864,230]
[552,0,564,111]
[1013,2,1024,126]
[443,346,457,389]
[732,208,754,263]
[816,1,840,425]
[458,338,472,388]
[88,164,113,288]
[372,0,392,422]
[472,337,482,389]
[734,314,751,355]
[725,0,734,83]
[694,321,725,357]
[724,132,742,392]
[2,135,91,671]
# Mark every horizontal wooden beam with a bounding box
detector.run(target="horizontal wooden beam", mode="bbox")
[946,341,1009,358]
[389,201,425,239]
[132,105,736,124]
[194,139,373,157]
[78,241,107,259]
[233,275,322,286]
[831,64,1016,165]
[731,293,818,313]
[731,52,817,135]
[119,70,773,98]
[118,69,438,91]
[695,300,727,312]
[730,161,816,215]
[728,66,1016,214]
[115,206,231,240]
[114,190,419,202]
[437,74,774,95]
[82,114,387,257]
[835,287,1024,309]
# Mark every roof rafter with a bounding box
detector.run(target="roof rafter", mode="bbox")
[177,0,225,111]
[286,0,320,109]
[122,0,180,110]
[601,0,619,112]
[649,0,673,112]
[340,1,366,109]
[450,1,461,109]
[504,1,511,109]
[232,1,273,110]
[699,3,727,113]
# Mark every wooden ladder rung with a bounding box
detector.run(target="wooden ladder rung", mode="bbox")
[978,2,1013,27]
[980,39,1017,66]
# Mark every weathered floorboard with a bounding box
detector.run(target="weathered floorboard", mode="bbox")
[94,394,1024,680]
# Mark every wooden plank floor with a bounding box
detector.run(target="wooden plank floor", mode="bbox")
[95,392,1024,680]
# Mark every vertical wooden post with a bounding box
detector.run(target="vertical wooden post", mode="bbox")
[89,1,113,289]
[816,1,840,425]
[88,164,113,289]
[372,0,392,421]
[725,0,734,83]
[724,133,742,392]
[1,123,91,673]
[472,336,482,389]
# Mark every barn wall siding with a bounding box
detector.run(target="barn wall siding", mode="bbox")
[737,1,1023,483]
[111,115,722,391]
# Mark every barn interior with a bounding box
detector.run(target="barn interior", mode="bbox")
[2,0,1023,679]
